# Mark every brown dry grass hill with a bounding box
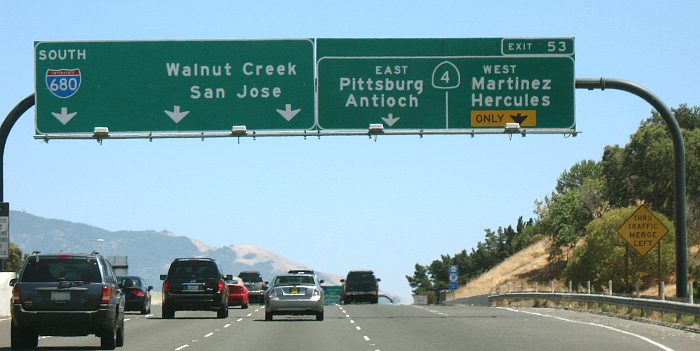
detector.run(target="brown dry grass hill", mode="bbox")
[454,239,700,299]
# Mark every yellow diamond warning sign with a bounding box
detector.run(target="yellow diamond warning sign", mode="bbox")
[617,205,669,257]
[470,110,536,127]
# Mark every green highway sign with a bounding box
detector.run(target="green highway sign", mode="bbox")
[317,38,574,131]
[35,40,314,135]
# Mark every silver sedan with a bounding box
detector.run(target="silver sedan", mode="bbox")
[264,274,324,321]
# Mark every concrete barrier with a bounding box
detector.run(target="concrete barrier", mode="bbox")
[1,272,17,317]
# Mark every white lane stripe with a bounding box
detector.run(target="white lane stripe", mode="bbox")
[124,318,130,322]
[363,336,370,341]
[355,326,361,331]
[350,320,355,324]
[204,332,214,338]
[246,313,252,317]
[145,314,154,318]
[175,345,189,351]
[237,318,243,322]
[224,323,231,328]
[345,314,350,318]
[499,307,675,351]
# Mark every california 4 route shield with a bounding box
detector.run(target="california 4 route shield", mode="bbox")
[45,69,82,98]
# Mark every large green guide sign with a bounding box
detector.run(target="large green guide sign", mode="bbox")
[316,38,574,130]
[35,40,315,134]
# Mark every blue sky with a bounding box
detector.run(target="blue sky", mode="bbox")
[1,1,698,302]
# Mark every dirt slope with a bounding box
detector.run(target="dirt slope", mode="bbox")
[454,240,699,299]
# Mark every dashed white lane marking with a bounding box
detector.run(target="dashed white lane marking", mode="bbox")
[363,336,370,341]
[124,318,131,322]
[498,307,675,351]
[355,326,361,331]
[204,332,213,338]
[350,319,355,324]
[345,314,350,318]
[174,345,189,351]
[237,318,243,322]
[145,314,154,318]
[224,323,231,328]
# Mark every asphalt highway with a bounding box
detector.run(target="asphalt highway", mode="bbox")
[0,304,697,350]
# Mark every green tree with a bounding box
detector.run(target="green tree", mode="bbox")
[537,160,607,260]
[4,242,25,272]
[601,105,700,220]
[406,263,433,294]
[565,206,675,292]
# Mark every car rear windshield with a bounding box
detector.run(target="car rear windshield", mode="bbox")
[168,261,218,279]
[239,272,262,282]
[346,272,376,285]
[21,257,101,283]
[118,276,142,288]
[274,275,315,285]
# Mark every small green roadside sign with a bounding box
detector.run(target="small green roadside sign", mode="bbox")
[34,40,315,135]
[317,38,575,131]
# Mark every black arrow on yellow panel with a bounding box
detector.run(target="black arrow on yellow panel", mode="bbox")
[510,113,528,125]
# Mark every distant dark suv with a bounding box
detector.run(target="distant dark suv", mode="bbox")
[9,251,125,349]
[238,271,266,304]
[160,258,230,319]
[341,270,381,304]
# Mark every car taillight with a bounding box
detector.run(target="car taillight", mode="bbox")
[130,289,145,297]
[313,288,320,296]
[218,280,225,293]
[162,280,169,293]
[101,286,112,304]
[12,285,20,304]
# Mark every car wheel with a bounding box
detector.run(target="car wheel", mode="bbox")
[265,311,273,321]
[316,311,324,321]
[241,303,249,309]
[100,323,117,350]
[116,318,124,347]
[162,305,175,319]
[11,322,34,349]
[217,305,228,319]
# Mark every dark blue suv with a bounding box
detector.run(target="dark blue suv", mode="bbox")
[9,252,125,349]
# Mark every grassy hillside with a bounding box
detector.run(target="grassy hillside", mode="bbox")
[454,239,699,298]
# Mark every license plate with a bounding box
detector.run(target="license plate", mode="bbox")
[51,291,70,302]
[186,284,201,291]
[289,287,304,294]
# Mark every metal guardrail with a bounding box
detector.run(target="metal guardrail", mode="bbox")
[489,292,700,318]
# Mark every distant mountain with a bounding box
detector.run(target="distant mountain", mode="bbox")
[7,211,343,290]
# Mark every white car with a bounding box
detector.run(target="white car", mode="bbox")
[265,274,324,321]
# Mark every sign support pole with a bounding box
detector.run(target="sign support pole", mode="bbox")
[576,78,688,298]
[0,94,34,272]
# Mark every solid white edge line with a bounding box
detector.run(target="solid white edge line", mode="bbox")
[498,307,675,351]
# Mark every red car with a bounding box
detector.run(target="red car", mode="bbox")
[226,278,249,309]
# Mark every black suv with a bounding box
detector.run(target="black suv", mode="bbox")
[9,251,125,349]
[238,271,266,304]
[341,270,381,304]
[160,258,230,319]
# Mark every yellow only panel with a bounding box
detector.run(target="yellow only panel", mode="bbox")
[470,110,537,127]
